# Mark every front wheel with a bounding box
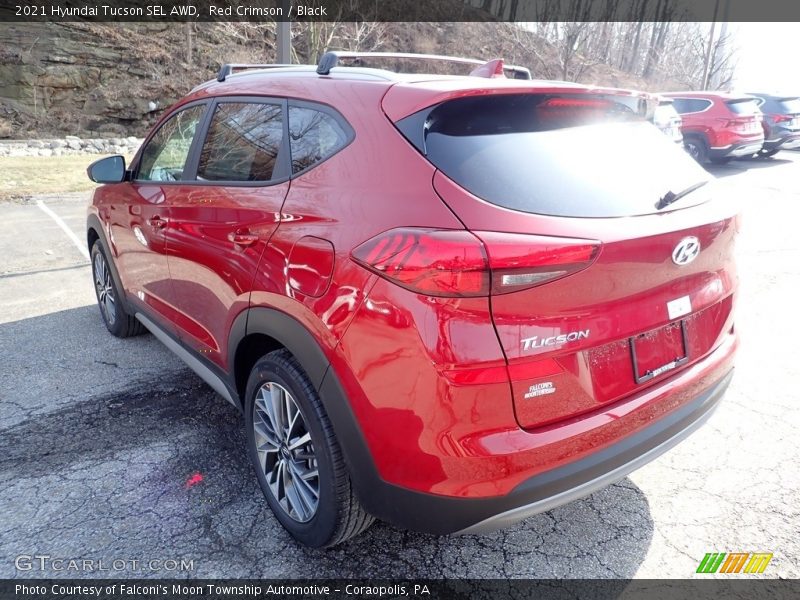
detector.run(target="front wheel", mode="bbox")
[245,349,374,547]
[90,243,145,338]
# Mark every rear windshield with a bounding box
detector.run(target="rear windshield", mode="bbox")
[726,99,761,115]
[397,94,710,218]
[776,98,800,114]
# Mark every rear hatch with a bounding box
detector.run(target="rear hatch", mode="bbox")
[770,97,800,136]
[725,97,765,139]
[390,87,738,429]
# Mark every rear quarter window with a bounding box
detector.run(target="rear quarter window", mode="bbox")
[288,104,352,175]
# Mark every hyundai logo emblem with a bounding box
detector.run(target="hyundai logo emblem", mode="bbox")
[672,237,700,266]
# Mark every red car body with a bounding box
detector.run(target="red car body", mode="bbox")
[664,91,764,163]
[87,62,737,537]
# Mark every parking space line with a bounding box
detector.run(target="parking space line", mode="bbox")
[36,200,90,261]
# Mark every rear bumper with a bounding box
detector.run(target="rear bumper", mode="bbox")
[325,329,736,535]
[764,133,800,151]
[457,368,731,533]
[710,139,764,158]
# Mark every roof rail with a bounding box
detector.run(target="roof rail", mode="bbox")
[316,51,532,80]
[217,63,296,82]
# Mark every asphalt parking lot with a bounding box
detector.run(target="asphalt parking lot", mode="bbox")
[1,152,799,579]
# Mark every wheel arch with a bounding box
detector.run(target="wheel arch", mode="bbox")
[229,307,334,404]
[86,213,132,315]
[228,306,388,518]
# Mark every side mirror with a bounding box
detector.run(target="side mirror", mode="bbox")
[87,155,126,183]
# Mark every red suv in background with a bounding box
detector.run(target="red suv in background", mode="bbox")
[664,91,764,163]
[86,53,738,548]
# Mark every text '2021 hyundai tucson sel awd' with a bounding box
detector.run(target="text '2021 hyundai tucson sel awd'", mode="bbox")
[86,53,738,547]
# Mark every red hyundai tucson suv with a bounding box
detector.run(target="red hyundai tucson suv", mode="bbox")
[86,52,738,548]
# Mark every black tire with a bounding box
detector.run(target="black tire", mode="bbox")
[758,148,780,158]
[684,136,709,164]
[245,349,374,548]
[90,242,145,338]
[709,156,732,165]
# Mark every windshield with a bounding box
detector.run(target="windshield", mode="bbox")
[398,94,710,218]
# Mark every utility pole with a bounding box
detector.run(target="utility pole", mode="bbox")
[701,0,721,90]
[277,0,291,63]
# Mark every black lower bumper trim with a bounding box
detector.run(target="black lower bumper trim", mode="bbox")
[321,367,733,535]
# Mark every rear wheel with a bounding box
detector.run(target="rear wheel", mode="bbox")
[90,243,145,338]
[709,156,732,165]
[684,137,709,164]
[245,349,374,547]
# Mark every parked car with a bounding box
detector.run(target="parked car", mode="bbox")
[664,91,764,163]
[745,92,800,157]
[86,52,738,548]
[651,96,684,144]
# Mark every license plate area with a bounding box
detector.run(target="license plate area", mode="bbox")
[629,321,689,384]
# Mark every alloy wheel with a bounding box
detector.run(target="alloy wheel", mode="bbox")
[93,251,116,326]
[253,382,320,522]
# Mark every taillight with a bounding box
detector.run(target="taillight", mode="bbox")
[725,117,760,133]
[475,231,600,294]
[350,228,489,297]
[351,228,600,297]
[770,114,791,123]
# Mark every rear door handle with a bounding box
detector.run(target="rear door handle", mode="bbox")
[228,230,259,247]
[149,215,167,229]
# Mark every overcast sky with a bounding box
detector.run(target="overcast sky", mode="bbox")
[732,23,800,93]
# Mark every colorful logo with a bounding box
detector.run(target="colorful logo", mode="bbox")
[696,552,773,574]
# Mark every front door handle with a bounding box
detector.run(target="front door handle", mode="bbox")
[149,215,167,229]
[228,229,259,247]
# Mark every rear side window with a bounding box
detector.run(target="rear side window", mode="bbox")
[671,98,711,114]
[726,99,760,116]
[397,94,710,218]
[288,105,351,175]
[197,102,284,182]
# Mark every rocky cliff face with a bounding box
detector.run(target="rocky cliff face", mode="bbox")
[1,22,648,139]
[0,23,205,138]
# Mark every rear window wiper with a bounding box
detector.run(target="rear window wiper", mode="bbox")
[656,180,708,210]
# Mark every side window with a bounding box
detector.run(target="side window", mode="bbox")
[671,98,688,114]
[137,105,205,182]
[197,102,284,182]
[288,105,351,175]
[671,98,709,115]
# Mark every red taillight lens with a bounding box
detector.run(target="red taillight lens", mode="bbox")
[770,114,791,123]
[351,228,601,297]
[476,231,600,294]
[351,228,490,297]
